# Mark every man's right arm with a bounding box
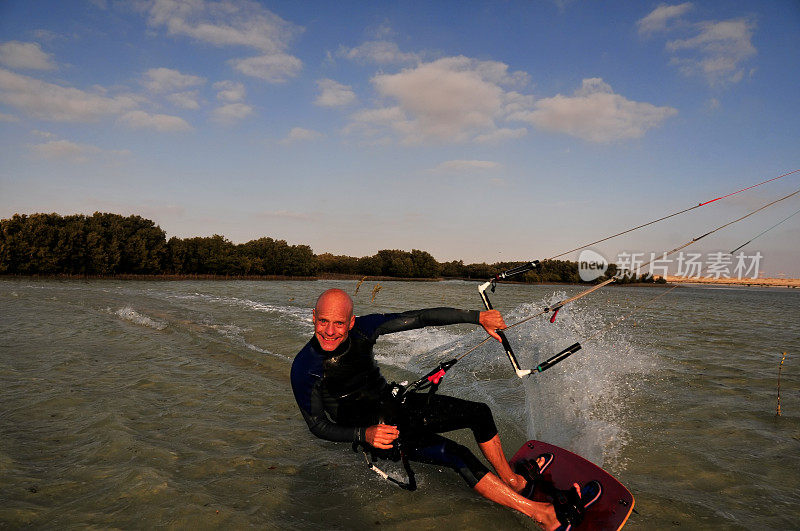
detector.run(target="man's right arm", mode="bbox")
[299,391,398,448]
[364,424,399,449]
[298,381,367,443]
[291,346,369,444]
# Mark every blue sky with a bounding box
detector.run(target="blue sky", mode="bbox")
[1,1,799,276]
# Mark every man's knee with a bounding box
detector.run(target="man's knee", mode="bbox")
[471,401,497,443]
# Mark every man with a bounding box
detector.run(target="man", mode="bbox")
[291,288,589,530]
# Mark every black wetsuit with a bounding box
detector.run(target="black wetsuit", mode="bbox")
[291,308,496,487]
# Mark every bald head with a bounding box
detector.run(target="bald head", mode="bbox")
[313,289,355,352]
[315,288,354,317]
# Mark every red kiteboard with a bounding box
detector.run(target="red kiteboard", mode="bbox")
[509,440,634,530]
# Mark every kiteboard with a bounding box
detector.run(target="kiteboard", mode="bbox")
[509,440,634,530]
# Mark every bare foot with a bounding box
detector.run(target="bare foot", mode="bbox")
[540,506,561,531]
[544,483,582,531]
[506,455,548,494]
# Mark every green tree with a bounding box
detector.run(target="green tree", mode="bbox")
[410,249,441,278]
[377,249,414,277]
[440,260,465,278]
[356,255,383,276]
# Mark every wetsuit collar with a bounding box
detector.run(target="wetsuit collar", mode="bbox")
[311,334,352,359]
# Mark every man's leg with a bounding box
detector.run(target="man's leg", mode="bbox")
[406,434,560,530]
[478,433,526,492]
[402,393,527,491]
[473,472,560,530]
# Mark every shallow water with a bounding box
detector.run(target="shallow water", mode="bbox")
[1,278,798,529]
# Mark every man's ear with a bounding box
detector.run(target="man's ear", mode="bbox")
[349,314,355,330]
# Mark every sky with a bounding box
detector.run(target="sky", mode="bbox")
[1,0,799,276]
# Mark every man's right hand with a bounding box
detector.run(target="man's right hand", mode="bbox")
[365,424,399,449]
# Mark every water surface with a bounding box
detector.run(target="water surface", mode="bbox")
[1,279,798,529]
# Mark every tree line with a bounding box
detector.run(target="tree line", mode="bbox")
[0,212,664,283]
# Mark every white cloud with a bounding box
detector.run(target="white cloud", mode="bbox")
[0,68,138,122]
[148,0,299,52]
[142,67,204,92]
[637,3,693,35]
[213,80,246,102]
[638,6,757,86]
[344,106,412,144]
[314,78,356,107]
[349,106,407,127]
[118,110,193,132]
[509,78,677,143]
[431,160,502,173]
[280,127,323,145]
[167,91,201,109]
[337,41,419,64]
[211,103,253,124]
[230,53,302,83]
[31,139,100,161]
[349,56,531,144]
[147,0,303,82]
[474,127,527,144]
[30,139,129,163]
[667,19,757,85]
[472,60,530,88]
[0,41,57,70]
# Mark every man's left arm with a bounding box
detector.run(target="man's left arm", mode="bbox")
[373,308,505,342]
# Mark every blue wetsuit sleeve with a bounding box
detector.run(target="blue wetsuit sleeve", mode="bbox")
[373,308,481,337]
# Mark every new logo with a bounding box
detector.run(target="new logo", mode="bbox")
[578,249,608,282]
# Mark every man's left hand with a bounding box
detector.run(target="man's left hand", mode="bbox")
[479,309,507,342]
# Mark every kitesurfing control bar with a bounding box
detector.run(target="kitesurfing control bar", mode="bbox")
[479,282,531,377]
[479,262,540,378]
[492,261,540,281]
[536,342,582,372]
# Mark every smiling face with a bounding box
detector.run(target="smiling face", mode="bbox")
[312,289,355,352]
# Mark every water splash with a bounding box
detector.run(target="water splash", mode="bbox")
[391,291,653,470]
[114,307,167,331]
[509,292,651,467]
[375,326,466,372]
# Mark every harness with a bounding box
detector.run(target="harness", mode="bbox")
[351,359,457,490]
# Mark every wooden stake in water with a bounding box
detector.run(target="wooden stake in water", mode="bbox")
[371,284,382,303]
[354,277,367,296]
[777,352,787,417]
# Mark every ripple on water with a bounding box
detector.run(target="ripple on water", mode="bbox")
[113,307,168,330]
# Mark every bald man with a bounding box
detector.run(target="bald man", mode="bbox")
[291,289,587,530]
